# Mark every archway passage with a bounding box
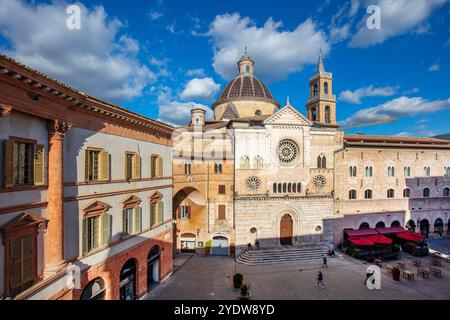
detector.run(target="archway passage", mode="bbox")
[390,220,401,228]
[119,259,137,300]
[180,233,196,253]
[375,221,386,229]
[420,219,430,238]
[280,214,293,245]
[406,220,416,232]
[211,236,229,256]
[147,245,160,293]
[80,278,105,300]
[359,222,370,230]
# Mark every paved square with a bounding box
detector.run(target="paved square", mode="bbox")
[145,242,450,300]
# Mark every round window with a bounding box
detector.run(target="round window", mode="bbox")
[315,226,322,232]
[250,227,257,233]
[313,175,327,189]
[276,139,299,165]
[245,176,261,191]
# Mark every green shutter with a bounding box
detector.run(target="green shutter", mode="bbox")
[158,156,163,177]
[101,214,110,246]
[84,149,90,182]
[82,218,88,255]
[135,206,142,233]
[122,210,127,236]
[33,144,45,186]
[100,150,110,181]
[3,140,14,187]
[158,201,164,224]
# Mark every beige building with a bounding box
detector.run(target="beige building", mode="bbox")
[173,52,450,256]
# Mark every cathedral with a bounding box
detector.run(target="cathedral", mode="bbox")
[173,52,450,256]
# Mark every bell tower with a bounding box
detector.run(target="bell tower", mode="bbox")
[306,50,337,127]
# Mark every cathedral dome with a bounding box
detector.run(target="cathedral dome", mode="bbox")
[212,52,280,120]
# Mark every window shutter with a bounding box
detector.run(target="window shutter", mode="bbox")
[187,206,191,219]
[84,149,90,182]
[122,210,127,235]
[158,156,163,177]
[100,150,110,181]
[135,206,142,233]
[134,155,141,179]
[218,205,226,220]
[3,140,14,187]
[177,207,181,219]
[22,235,33,284]
[10,238,22,293]
[82,218,88,255]
[158,201,164,224]
[34,144,45,186]
[101,214,110,246]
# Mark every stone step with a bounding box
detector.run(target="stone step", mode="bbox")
[243,248,326,257]
[236,255,326,266]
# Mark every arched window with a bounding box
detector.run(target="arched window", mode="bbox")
[420,219,430,238]
[254,155,264,169]
[317,154,326,169]
[443,187,449,197]
[364,189,372,199]
[375,221,386,229]
[81,278,105,300]
[283,183,287,193]
[324,82,329,94]
[184,162,191,175]
[387,188,395,198]
[349,166,357,177]
[288,183,292,193]
[365,166,373,177]
[406,220,416,232]
[434,218,444,235]
[387,166,395,177]
[277,183,282,193]
[424,166,430,176]
[245,65,250,73]
[444,167,450,176]
[293,183,297,193]
[349,189,357,200]
[273,183,277,193]
[325,106,331,124]
[297,183,301,193]
[404,166,411,177]
[391,221,401,228]
[313,84,318,97]
[240,156,250,169]
[403,188,410,198]
[359,222,370,230]
[423,187,430,197]
[311,107,317,121]
[255,109,262,116]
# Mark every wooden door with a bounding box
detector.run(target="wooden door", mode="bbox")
[280,214,293,245]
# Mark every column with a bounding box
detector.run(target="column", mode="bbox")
[45,119,70,274]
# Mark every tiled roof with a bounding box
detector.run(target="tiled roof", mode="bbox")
[344,134,450,148]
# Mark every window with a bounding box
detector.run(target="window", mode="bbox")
[444,167,450,176]
[443,187,449,197]
[365,166,373,177]
[376,221,386,229]
[277,184,281,193]
[3,139,45,187]
[387,166,395,177]
[313,84,318,97]
[273,183,277,193]
[255,110,262,116]
[324,82,329,94]
[403,188,411,198]
[359,222,370,230]
[317,154,326,169]
[423,166,431,177]
[81,278,105,300]
[364,189,373,199]
[85,149,109,182]
[349,189,357,199]
[218,185,226,195]
[254,156,264,169]
[387,188,395,198]
[151,155,163,178]
[122,206,142,237]
[240,156,250,169]
[288,183,292,193]
[423,187,430,198]
[245,65,250,73]
[404,166,411,177]
[184,162,191,175]
[311,107,317,121]
[125,152,141,180]
[297,183,301,193]
[283,183,287,193]
[214,163,223,174]
[293,183,297,193]
[218,205,226,220]
[179,206,190,220]
[325,106,330,124]
[349,166,357,177]
[9,235,35,296]
[150,192,164,227]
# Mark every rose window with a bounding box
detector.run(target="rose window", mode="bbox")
[313,175,327,189]
[245,176,261,191]
[276,139,299,165]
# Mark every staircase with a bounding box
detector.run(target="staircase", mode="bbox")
[236,245,331,266]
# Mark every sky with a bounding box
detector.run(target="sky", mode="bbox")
[0,0,449,137]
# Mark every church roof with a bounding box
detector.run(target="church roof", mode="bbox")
[344,134,450,149]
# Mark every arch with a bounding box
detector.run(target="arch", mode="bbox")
[349,189,357,200]
[324,82,329,94]
[349,166,357,177]
[280,214,293,245]
[419,219,430,238]
[324,106,331,124]
[375,221,386,229]
[80,277,105,300]
[403,188,410,198]
[423,187,430,198]
[211,234,229,256]
[423,166,431,176]
[278,183,282,193]
[317,154,326,169]
[255,109,262,116]
[119,259,137,300]
[404,166,411,177]
[311,107,317,121]
[147,245,161,292]
[254,155,264,169]
[387,188,395,198]
[297,183,301,193]
[273,183,277,193]
[240,156,250,169]
[293,183,297,193]
[288,183,292,193]
[390,220,401,228]
[364,189,372,199]
[434,218,444,235]
[406,220,416,232]
[313,84,318,97]
[365,166,373,177]
[359,222,370,230]
[283,183,287,193]
[180,232,196,253]
[443,187,449,197]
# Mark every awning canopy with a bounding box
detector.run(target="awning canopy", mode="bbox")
[376,227,407,235]
[347,237,374,246]
[345,229,378,237]
[365,234,393,245]
[396,232,425,241]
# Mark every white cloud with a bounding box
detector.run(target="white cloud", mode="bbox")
[339,85,398,104]
[186,68,206,77]
[157,86,213,125]
[180,77,220,102]
[403,88,420,95]
[342,96,450,124]
[206,13,329,81]
[428,63,440,72]
[148,11,163,21]
[349,0,447,48]
[396,132,410,137]
[0,0,156,101]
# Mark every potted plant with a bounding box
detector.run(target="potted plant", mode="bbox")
[233,273,243,288]
[238,284,251,300]
[392,265,401,281]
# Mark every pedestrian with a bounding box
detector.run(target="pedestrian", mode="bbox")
[316,271,326,288]
[322,256,327,268]
[247,243,252,251]
[255,240,260,250]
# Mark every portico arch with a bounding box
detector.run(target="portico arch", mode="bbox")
[272,208,302,246]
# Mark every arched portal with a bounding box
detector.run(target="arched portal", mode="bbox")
[390,220,401,228]
[280,214,293,245]
[211,235,229,256]
[420,219,430,238]
[375,221,386,229]
[406,220,416,232]
[80,278,105,300]
[359,222,370,230]
[147,245,161,293]
[119,259,137,300]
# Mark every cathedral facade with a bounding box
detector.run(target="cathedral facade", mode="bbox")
[173,53,450,255]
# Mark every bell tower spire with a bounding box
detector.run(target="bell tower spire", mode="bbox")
[306,51,337,127]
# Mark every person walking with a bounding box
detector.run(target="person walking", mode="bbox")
[316,271,326,288]
[322,256,328,268]
[255,240,260,250]
[247,243,252,251]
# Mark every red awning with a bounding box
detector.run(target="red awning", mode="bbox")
[376,227,407,234]
[345,229,378,237]
[396,232,425,241]
[347,237,374,246]
[365,234,393,245]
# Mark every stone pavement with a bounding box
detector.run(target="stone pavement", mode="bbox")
[144,246,450,300]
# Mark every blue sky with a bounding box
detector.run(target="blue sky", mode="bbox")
[0,0,449,136]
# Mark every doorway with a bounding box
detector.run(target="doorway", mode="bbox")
[280,214,293,245]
